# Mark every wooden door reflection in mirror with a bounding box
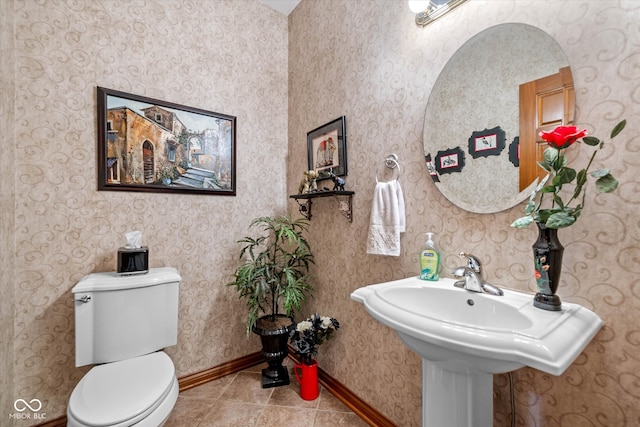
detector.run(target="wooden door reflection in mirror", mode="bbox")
[519,66,575,192]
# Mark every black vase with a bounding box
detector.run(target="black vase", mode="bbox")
[532,222,564,311]
[252,315,295,388]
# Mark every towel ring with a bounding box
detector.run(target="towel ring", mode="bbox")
[376,154,401,182]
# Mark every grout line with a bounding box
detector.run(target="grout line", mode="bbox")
[216,371,238,401]
[254,403,268,427]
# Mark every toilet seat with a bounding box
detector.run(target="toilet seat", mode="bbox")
[68,352,177,427]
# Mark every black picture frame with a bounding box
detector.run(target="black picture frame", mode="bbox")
[307,116,347,181]
[97,87,236,195]
[435,147,465,175]
[424,154,440,183]
[509,136,520,167]
[467,126,506,159]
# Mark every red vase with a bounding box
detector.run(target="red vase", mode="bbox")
[294,361,319,400]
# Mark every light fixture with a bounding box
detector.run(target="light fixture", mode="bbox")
[408,0,468,27]
[408,0,431,13]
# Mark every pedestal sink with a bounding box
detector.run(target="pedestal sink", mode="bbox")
[351,276,603,427]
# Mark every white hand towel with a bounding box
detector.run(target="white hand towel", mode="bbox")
[366,179,406,256]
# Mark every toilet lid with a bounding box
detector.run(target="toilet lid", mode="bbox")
[69,352,175,427]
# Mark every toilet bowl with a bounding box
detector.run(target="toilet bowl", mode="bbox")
[67,352,179,427]
[69,268,182,427]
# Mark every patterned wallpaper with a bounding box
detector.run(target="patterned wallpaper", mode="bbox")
[2,0,640,426]
[2,0,290,422]
[1,0,17,421]
[288,0,640,426]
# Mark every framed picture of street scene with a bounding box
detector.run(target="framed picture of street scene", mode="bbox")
[97,87,236,195]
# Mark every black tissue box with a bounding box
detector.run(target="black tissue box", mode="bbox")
[117,246,149,276]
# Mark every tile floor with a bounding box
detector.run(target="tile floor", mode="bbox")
[165,358,370,427]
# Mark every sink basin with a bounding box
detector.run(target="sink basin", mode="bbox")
[351,276,603,427]
[379,284,534,332]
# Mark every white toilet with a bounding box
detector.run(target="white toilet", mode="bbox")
[67,267,181,427]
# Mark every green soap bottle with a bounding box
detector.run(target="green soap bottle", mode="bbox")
[419,232,440,281]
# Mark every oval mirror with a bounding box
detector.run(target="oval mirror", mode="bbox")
[423,23,574,214]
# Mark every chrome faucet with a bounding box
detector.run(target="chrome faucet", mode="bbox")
[461,252,482,276]
[452,266,484,293]
[452,252,503,296]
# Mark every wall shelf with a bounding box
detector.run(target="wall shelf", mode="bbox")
[290,190,355,222]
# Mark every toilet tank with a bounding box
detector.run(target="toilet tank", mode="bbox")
[72,267,181,367]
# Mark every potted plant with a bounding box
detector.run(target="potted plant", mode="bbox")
[227,215,314,388]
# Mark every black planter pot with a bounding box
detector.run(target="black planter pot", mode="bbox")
[252,315,295,388]
[532,222,564,311]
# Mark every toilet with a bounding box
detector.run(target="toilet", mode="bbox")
[67,267,181,427]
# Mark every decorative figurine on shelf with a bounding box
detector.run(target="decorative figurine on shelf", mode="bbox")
[298,170,319,194]
[329,171,345,191]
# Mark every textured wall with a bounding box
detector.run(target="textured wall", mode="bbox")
[4,0,640,425]
[1,0,17,421]
[4,0,289,421]
[288,0,640,426]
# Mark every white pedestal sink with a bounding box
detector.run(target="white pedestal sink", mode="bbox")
[351,276,603,427]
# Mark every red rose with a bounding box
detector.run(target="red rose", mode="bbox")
[539,126,588,149]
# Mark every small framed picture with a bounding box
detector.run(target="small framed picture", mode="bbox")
[307,116,347,181]
[509,136,520,167]
[435,147,465,175]
[468,126,506,158]
[424,154,440,182]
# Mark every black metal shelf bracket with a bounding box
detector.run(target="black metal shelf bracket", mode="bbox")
[290,190,354,222]
[293,198,313,220]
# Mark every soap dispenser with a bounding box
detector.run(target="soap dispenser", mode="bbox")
[419,232,440,281]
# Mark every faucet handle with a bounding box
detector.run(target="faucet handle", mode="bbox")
[451,265,483,293]
[458,252,482,274]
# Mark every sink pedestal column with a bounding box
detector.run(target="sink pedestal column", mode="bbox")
[422,360,492,427]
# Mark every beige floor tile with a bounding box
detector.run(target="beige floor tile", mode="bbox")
[220,372,274,404]
[169,362,368,426]
[180,374,236,400]
[198,400,265,427]
[164,396,216,427]
[313,411,371,427]
[255,405,317,426]
[268,379,320,409]
[317,388,352,413]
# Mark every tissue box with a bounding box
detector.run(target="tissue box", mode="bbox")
[117,246,149,276]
